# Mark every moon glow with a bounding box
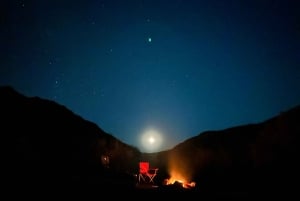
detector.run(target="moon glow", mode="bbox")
[140,128,163,152]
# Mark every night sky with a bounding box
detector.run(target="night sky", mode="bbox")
[1,0,300,152]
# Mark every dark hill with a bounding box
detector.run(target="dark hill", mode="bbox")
[151,104,299,198]
[0,86,141,193]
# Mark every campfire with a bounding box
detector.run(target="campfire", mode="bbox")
[165,154,196,189]
[163,172,196,189]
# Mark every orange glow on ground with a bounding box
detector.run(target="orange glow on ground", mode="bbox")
[165,171,196,189]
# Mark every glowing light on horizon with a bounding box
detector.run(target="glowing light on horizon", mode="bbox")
[148,136,155,144]
[140,128,163,152]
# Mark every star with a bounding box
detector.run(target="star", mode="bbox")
[148,37,152,42]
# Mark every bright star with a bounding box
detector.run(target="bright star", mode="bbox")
[148,37,152,42]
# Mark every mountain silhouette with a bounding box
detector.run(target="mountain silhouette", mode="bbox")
[151,103,299,198]
[1,86,299,198]
[0,86,140,194]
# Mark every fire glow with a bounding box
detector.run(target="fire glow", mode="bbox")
[164,172,196,189]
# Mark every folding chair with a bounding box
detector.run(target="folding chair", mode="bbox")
[138,162,159,184]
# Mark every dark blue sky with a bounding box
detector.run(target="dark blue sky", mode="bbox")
[1,0,300,152]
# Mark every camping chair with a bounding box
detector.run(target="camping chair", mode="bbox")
[138,162,159,184]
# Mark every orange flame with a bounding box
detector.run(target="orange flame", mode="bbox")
[167,171,187,185]
[165,171,196,188]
